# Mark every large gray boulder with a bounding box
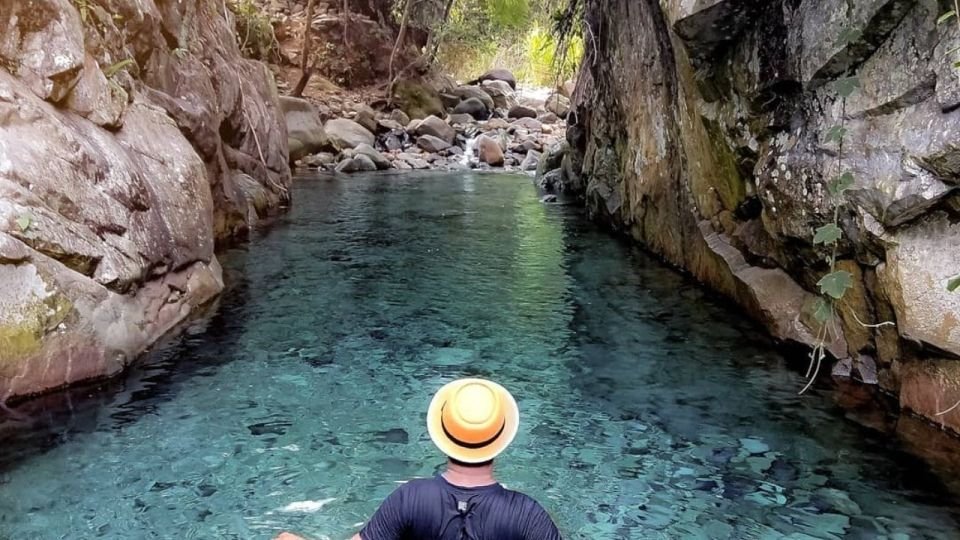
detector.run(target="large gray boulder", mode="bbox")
[469,68,517,90]
[281,96,329,162]
[324,118,376,150]
[417,135,452,153]
[353,143,391,170]
[415,115,456,144]
[452,97,489,120]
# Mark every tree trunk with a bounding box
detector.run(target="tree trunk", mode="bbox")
[342,0,349,50]
[387,0,415,103]
[292,0,317,97]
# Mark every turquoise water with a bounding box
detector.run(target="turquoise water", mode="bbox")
[1,172,959,539]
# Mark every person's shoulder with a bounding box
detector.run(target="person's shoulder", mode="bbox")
[499,485,549,510]
[395,476,446,496]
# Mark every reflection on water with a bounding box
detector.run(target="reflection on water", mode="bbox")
[1,171,959,539]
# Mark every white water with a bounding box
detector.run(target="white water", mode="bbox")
[459,135,479,166]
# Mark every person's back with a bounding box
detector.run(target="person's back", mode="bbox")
[359,475,559,540]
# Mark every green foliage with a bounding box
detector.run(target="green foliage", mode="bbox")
[829,171,854,196]
[949,274,960,292]
[938,10,957,24]
[825,125,846,143]
[813,297,833,324]
[818,270,854,299]
[832,76,860,98]
[438,0,581,86]
[103,59,135,78]
[228,0,278,62]
[15,214,32,232]
[813,223,842,245]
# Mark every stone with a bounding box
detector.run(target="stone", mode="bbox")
[377,118,404,132]
[416,135,452,153]
[281,96,329,162]
[392,79,445,120]
[512,117,542,131]
[323,118,375,150]
[451,86,495,111]
[481,80,517,109]
[301,152,335,168]
[353,143,391,170]
[335,154,378,173]
[415,115,456,144]
[353,104,378,134]
[539,112,560,124]
[485,118,510,130]
[389,109,410,126]
[447,113,477,126]
[545,93,571,117]
[878,213,960,357]
[900,359,960,433]
[558,79,576,98]
[452,97,489,120]
[477,135,504,166]
[521,150,541,171]
[470,68,517,90]
[508,105,538,119]
[538,168,564,191]
[64,54,126,129]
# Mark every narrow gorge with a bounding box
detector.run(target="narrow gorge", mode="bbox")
[542,0,960,432]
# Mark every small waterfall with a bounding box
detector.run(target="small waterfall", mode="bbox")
[460,135,479,167]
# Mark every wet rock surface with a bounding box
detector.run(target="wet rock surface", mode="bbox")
[551,0,960,430]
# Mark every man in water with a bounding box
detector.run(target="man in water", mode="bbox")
[275,377,562,540]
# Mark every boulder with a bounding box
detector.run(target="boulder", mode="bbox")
[451,86,496,111]
[539,112,560,124]
[353,104,378,134]
[335,154,378,173]
[390,109,411,125]
[324,118,375,150]
[545,93,571,117]
[477,135,505,166]
[64,55,126,129]
[485,118,511,130]
[417,135,452,153]
[481,80,517,109]
[393,79,445,120]
[377,118,404,132]
[508,105,538,119]
[558,79,576,98]
[512,117,543,131]
[470,68,517,90]
[353,143,391,170]
[521,150,542,171]
[452,97,489,120]
[301,152,335,168]
[447,113,477,126]
[281,96,329,162]
[415,115,456,144]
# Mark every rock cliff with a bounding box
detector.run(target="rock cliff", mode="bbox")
[557,0,960,429]
[0,0,290,403]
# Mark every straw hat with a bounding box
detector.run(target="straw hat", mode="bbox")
[426,378,520,463]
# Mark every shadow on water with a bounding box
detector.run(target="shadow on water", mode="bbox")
[0,244,258,473]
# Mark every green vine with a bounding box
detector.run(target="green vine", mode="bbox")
[801,70,860,394]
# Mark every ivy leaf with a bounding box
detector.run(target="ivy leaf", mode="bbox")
[938,10,957,25]
[818,270,854,300]
[838,28,862,45]
[826,125,847,143]
[833,76,860,98]
[829,171,855,195]
[813,223,843,245]
[954,60,960,69]
[813,297,834,324]
[948,274,960,292]
[15,214,32,232]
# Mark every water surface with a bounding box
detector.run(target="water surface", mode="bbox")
[1,172,959,539]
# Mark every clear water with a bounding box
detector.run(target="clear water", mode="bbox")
[1,172,959,539]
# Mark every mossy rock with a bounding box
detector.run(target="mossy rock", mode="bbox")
[393,79,444,120]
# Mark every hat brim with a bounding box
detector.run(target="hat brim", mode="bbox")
[426,378,520,464]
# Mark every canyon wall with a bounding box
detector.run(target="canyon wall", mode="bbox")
[0,0,290,403]
[556,0,960,429]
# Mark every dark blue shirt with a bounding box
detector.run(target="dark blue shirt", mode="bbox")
[359,476,562,540]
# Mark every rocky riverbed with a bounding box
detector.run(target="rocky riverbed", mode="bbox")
[281,71,571,175]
